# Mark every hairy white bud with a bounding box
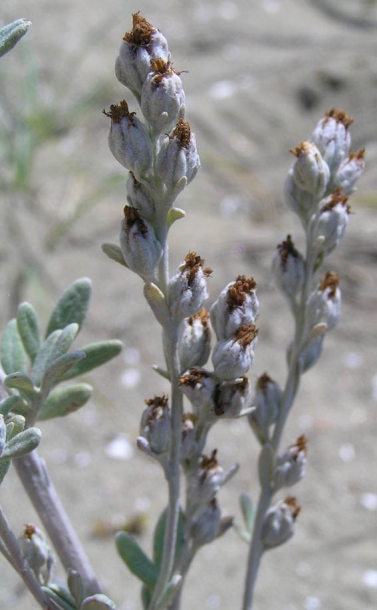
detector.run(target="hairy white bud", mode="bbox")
[169,252,211,321]
[212,324,258,381]
[141,59,185,134]
[273,435,307,490]
[104,101,153,181]
[120,206,162,280]
[306,272,341,332]
[213,376,251,418]
[262,497,300,550]
[272,235,305,298]
[314,188,350,256]
[210,276,259,341]
[290,141,330,198]
[310,108,352,175]
[115,14,170,99]
[126,172,155,222]
[249,373,281,443]
[140,396,171,454]
[179,367,217,423]
[178,308,211,373]
[335,149,365,196]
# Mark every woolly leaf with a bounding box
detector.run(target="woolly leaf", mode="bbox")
[57,340,122,383]
[0,319,27,375]
[40,351,86,395]
[30,330,62,386]
[1,427,41,460]
[153,507,185,570]
[81,594,116,609]
[0,18,31,59]
[45,278,92,338]
[0,395,29,417]
[38,384,92,421]
[3,372,35,398]
[116,532,158,589]
[16,302,41,363]
[101,243,128,267]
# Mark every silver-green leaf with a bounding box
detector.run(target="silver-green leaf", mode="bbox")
[38,384,92,421]
[57,340,122,382]
[45,278,92,338]
[16,302,41,364]
[0,319,27,375]
[116,532,158,589]
[0,427,41,461]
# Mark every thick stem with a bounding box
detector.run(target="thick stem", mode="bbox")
[13,450,101,596]
[0,506,54,609]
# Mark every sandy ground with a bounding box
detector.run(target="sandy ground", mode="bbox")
[0,1,377,609]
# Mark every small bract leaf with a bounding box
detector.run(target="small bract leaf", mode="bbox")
[41,585,76,610]
[116,531,158,589]
[16,302,41,363]
[40,351,86,395]
[38,384,92,421]
[57,341,122,383]
[1,427,41,460]
[80,594,116,609]
[0,319,27,375]
[101,243,128,267]
[239,492,254,533]
[144,283,170,327]
[45,278,92,338]
[167,207,186,227]
[30,330,62,386]
[3,372,35,397]
[67,569,85,607]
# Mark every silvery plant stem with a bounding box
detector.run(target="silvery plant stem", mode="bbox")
[243,228,316,610]
[0,507,54,609]
[14,450,101,596]
[149,251,183,609]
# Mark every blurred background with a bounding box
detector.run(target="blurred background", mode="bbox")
[0,1,376,609]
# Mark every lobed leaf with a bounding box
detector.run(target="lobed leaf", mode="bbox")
[16,302,41,364]
[0,319,27,375]
[45,278,92,338]
[116,531,158,589]
[38,384,92,421]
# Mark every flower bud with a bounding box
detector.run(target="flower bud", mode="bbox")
[186,450,224,507]
[272,235,305,298]
[261,497,300,550]
[310,108,352,175]
[181,413,200,463]
[178,308,211,373]
[191,499,221,546]
[126,172,155,221]
[335,149,365,196]
[156,120,200,200]
[290,142,330,198]
[18,524,54,585]
[214,376,251,418]
[104,101,153,181]
[179,368,217,423]
[306,271,341,332]
[115,14,170,99]
[284,170,318,222]
[314,188,350,256]
[212,324,258,381]
[273,435,307,490]
[299,331,325,373]
[140,395,171,454]
[210,276,259,341]
[248,373,281,443]
[141,59,186,134]
[120,206,162,280]
[169,252,211,321]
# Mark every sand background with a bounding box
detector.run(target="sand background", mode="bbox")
[0,1,376,609]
